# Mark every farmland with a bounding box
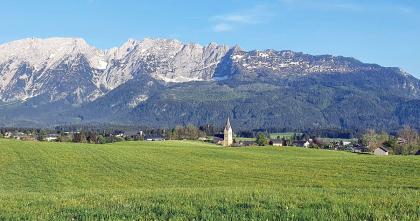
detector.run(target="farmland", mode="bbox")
[0,139,419,220]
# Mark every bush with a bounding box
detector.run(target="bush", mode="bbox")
[97,135,107,144]
[256,133,268,146]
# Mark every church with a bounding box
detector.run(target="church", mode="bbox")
[223,118,233,147]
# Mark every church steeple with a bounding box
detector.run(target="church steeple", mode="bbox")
[223,117,233,147]
[225,117,231,130]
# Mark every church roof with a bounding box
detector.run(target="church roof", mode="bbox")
[225,117,232,130]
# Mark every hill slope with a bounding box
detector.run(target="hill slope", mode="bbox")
[0,139,419,220]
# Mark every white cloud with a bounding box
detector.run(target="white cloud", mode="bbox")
[210,4,272,33]
[278,0,364,12]
[212,15,256,24]
[278,0,417,15]
[209,1,417,33]
[213,23,234,32]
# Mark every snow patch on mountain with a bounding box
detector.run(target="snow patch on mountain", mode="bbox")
[0,37,105,70]
[213,75,231,81]
[97,38,229,89]
[128,95,148,108]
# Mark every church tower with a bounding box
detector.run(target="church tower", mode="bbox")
[223,117,233,147]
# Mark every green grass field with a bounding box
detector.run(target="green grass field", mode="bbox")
[0,139,419,220]
[234,137,256,141]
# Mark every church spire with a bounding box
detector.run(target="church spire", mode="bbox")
[223,117,233,147]
[225,117,231,130]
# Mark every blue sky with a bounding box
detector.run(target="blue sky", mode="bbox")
[1,0,419,77]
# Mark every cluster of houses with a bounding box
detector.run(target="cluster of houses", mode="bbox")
[213,118,392,156]
[3,132,29,140]
[1,130,166,143]
[3,131,61,142]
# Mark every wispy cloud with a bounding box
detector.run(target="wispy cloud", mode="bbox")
[394,5,416,15]
[209,1,417,33]
[278,0,364,12]
[212,23,234,32]
[212,15,256,24]
[210,5,273,33]
[278,0,417,15]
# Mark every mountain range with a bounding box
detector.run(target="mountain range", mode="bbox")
[0,37,419,131]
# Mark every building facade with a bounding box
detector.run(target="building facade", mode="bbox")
[374,147,389,156]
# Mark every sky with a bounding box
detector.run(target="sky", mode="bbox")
[1,0,419,77]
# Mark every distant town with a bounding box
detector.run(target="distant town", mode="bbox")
[1,118,419,156]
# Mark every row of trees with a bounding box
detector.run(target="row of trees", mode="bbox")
[0,129,127,144]
[168,125,206,140]
[254,133,328,148]
[70,131,125,144]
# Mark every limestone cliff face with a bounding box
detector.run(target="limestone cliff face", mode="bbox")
[0,38,229,103]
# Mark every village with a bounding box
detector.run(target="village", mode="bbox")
[1,118,419,156]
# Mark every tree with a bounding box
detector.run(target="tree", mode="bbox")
[398,125,419,155]
[313,137,327,149]
[73,131,87,143]
[256,133,268,146]
[37,129,47,141]
[97,135,107,144]
[86,131,98,144]
[57,134,72,142]
[169,125,205,140]
[361,129,388,152]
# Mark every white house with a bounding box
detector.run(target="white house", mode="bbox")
[144,135,165,141]
[4,132,13,138]
[292,140,311,148]
[342,141,351,146]
[13,132,26,140]
[374,147,389,156]
[45,134,59,142]
[270,139,284,146]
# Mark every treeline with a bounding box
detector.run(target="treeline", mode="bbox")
[0,128,55,136]
[54,123,135,134]
[0,129,128,144]
[168,125,207,140]
[67,131,126,144]
[0,125,218,144]
[237,128,360,139]
[252,132,338,149]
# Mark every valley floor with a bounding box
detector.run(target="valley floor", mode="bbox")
[0,139,419,220]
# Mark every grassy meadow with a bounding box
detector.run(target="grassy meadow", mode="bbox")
[0,138,419,220]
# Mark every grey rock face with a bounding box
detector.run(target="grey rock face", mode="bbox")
[0,38,230,103]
